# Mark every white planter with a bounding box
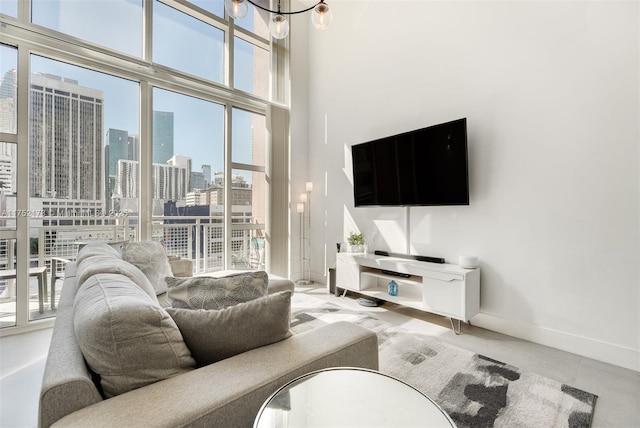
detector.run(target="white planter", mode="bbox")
[349,244,365,253]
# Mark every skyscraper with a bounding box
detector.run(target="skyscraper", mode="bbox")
[0,69,17,134]
[153,111,174,164]
[202,164,211,186]
[106,129,129,177]
[0,143,16,194]
[105,128,139,207]
[29,73,104,213]
[117,159,189,201]
[0,70,17,194]
[128,134,139,161]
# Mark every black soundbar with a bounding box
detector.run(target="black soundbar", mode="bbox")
[381,269,411,278]
[374,250,445,264]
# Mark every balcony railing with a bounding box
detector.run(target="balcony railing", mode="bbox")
[0,214,265,327]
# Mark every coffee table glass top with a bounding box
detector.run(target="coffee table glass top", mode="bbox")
[254,367,456,428]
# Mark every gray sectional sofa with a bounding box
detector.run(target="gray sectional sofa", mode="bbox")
[39,243,379,427]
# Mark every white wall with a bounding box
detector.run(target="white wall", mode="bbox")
[291,0,639,370]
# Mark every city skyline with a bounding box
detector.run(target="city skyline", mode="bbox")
[27,51,257,183]
[2,1,267,190]
[0,68,260,218]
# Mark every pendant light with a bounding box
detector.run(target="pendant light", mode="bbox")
[225,0,333,39]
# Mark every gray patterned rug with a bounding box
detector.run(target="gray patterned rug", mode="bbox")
[291,297,597,428]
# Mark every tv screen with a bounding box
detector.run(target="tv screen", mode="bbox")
[352,118,469,207]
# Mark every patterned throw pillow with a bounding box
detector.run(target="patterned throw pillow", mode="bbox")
[166,291,292,366]
[121,241,173,295]
[166,271,269,310]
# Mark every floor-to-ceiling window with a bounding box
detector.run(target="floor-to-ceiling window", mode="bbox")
[151,87,225,272]
[0,0,283,331]
[0,44,19,328]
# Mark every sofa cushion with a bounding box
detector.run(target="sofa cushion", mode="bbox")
[121,241,173,295]
[75,242,122,265]
[76,256,158,302]
[166,271,269,310]
[74,273,195,398]
[166,290,292,367]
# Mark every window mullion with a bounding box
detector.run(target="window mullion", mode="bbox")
[15,45,30,327]
[139,81,153,241]
[144,0,154,62]
[224,103,232,270]
[17,0,30,23]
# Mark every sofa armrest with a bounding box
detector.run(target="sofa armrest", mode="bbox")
[39,274,103,428]
[51,321,378,428]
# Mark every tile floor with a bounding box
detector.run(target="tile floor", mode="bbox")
[0,284,638,428]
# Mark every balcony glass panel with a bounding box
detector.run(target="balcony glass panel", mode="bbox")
[230,168,265,270]
[0,238,17,328]
[153,0,224,84]
[29,55,140,320]
[31,0,143,58]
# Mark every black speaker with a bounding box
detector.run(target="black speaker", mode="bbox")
[328,267,339,296]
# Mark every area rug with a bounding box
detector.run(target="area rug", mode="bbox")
[290,295,598,428]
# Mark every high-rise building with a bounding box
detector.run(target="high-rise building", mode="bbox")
[168,154,191,192]
[29,73,104,214]
[105,129,139,207]
[153,111,174,164]
[0,143,16,194]
[190,171,206,190]
[0,69,17,134]
[187,173,251,207]
[117,159,189,201]
[105,128,128,205]
[128,134,139,161]
[202,164,211,186]
[106,129,129,177]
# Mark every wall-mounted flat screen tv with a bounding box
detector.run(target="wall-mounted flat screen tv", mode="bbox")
[352,118,469,207]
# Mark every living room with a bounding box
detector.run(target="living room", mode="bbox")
[1,0,639,427]
[290,0,639,370]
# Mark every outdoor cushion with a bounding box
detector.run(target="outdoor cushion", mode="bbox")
[166,290,292,366]
[74,273,195,398]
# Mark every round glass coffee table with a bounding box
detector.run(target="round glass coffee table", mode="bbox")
[254,367,456,427]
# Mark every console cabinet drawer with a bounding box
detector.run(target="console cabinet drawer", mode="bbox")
[422,277,464,318]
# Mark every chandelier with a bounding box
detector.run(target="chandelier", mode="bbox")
[224,0,333,39]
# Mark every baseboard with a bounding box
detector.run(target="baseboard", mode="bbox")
[472,312,640,372]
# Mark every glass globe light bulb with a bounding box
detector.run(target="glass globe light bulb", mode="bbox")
[311,2,332,30]
[224,0,248,19]
[269,14,289,39]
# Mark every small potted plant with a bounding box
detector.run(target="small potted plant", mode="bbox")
[347,232,365,253]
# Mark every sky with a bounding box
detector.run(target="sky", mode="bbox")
[8,0,265,180]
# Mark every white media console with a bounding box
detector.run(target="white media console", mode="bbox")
[336,253,480,334]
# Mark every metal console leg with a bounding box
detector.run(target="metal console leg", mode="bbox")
[449,318,462,335]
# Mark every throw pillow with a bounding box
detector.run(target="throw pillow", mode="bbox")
[121,241,173,295]
[166,290,292,366]
[74,273,195,398]
[166,271,269,310]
